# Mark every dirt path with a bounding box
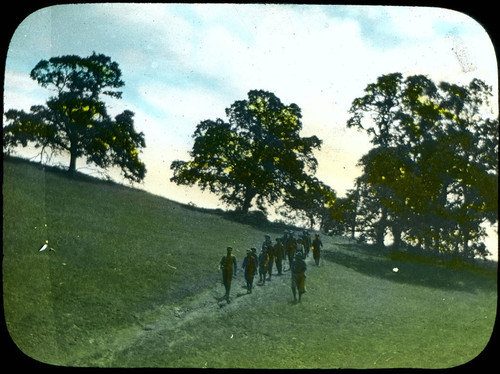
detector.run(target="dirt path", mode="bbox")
[72,253,323,367]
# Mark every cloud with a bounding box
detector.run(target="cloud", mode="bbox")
[4,4,497,260]
[136,81,229,129]
[5,4,497,199]
[3,69,50,110]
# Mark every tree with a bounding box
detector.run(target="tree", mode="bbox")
[171,90,324,214]
[347,72,405,148]
[3,53,146,182]
[347,73,498,258]
[354,147,413,247]
[339,181,363,239]
[320,195,356,237]
[280,176,337,229]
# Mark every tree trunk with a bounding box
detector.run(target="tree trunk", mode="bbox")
[241,188,257,214]
[392,224,402,248]
[69,146,78,175]
[351,180,361,240]
[350,212,357,240]
[375,207,387,248]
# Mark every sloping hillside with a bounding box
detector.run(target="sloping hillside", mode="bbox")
[3,158,497,368]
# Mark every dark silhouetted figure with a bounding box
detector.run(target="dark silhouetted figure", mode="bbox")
[312,233,323,266]
[262,234,273,280]
[285,230,297,270]
[302,230,311,257]
[258,246,269,285]
[273,238,285,275]
[291,252,307,303]
[242,248,258,293]
[220,247,237,303]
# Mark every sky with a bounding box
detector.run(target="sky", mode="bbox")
[3,4,498,256]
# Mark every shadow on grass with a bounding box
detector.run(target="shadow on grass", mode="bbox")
[323,248,497,294]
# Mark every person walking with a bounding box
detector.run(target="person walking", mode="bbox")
[258,246,269,285]
[281,231,289,271]
[273,237,285,275]
[220,247,237,303]
[312,233,323,266]
[291,252,307,303]
[242,248,258,293]
[296,238,305,259]
[285,231,297,270]
[302,230,311,258]
[262,235,274,281]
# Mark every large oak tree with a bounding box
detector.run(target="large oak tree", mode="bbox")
[3,53,146,182]
[171,90,326,215]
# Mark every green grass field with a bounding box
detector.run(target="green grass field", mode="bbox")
[2,158,497,368]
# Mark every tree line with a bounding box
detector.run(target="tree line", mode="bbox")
[325,73,498,259]
[4,54,498,259]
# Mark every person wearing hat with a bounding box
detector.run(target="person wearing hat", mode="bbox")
[258,245,269,285]
[312,233,323,266]
[220,246,237,303]
[296,237,305,259]
[242,248,258,293]
[302,230,312,258]
[262,234,274,281]
[285,230,297,271]
[291,251,307,303]
[273,237,285,275]
[281,231,289,271]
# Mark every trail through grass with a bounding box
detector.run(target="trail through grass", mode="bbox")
[3,158,497,368]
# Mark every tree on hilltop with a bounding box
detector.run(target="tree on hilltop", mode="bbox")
[171,90,332,215]
[3,52,146,183]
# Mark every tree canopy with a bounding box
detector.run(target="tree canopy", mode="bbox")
[171,90,332,216]
[345,73,498,258]
[3,52,146,182]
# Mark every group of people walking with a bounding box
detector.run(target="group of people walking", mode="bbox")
[219,230,323,304]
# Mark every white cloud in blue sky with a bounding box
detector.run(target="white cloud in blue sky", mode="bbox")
[4,4,498,207]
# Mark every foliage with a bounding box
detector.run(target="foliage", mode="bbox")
[279,176,337,228]
[171,90,331,215]
[3,52,146,182]
[346,73,498,258]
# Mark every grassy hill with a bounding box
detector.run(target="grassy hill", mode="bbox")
[2,157,498,368]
